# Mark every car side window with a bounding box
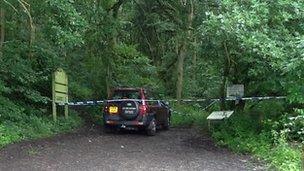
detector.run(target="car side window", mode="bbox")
[147,100,160,106]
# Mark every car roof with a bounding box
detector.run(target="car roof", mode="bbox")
[113,87,143,91]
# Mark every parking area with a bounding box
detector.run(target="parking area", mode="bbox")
[0,126,264,171]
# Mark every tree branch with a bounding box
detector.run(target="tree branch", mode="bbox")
[109,0,127,18]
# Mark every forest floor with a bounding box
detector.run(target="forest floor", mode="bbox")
[0,125,265,171]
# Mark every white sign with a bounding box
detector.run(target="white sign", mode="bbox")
[227,84,244,98]
[207,111,234,120]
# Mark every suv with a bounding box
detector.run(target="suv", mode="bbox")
[102,88,171,136]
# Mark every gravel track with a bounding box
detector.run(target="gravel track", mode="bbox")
[0,126,265,171]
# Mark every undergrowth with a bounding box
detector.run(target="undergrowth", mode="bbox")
[0,111,83,148]
[171,102,303,171]
[212,113,302,171]
[171,103,208,129]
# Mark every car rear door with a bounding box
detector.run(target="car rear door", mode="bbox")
[148,100,168,125]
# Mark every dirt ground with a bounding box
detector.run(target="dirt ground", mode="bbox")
[0,126,265,171]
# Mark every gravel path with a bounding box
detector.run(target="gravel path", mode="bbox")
[0,126,265,171]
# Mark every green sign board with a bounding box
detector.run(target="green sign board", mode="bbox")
[52,68,68,121]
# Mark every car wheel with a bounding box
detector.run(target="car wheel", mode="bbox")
[146,118,156,136]
[163,115,171,130]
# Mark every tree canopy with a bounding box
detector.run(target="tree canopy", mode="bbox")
[0,0,303,131]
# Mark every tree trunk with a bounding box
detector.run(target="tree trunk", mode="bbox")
[220,42,231,110]
[192,38,197,80]
[0,8,4,58]
[28,5,34,59]
[110,0,125,47]
[176,43,186,103]
[106,64,111,98]
[176,0,194,103]
[220,68,228,110]
[18,1,34,58]
[105,0,125,95]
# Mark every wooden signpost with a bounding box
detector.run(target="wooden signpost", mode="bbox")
[302,147,304,171]
[52,68,68,121]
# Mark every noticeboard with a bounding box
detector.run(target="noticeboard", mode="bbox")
[227,84,244,98]
[53,68,68,103]
[52,68,68,121]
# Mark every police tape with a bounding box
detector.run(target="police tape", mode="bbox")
[168,96,286,102]
[59,100,104,106]
[57,96,286,106]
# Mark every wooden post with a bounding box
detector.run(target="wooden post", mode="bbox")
[64,105,68,119]
[53,101,57,122]
[52,72,57,121]
[302,146,304,171]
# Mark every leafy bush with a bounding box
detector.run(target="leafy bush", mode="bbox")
[0,111,83,148]
[212,112,302,171]
[283,109,304,144]
[171,102,302,171]
[171,103,208,129]
[80,106,104,125]
[266,140,302,171]
[0,96,25,122]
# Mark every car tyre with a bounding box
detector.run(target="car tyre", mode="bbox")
[146,118,156,136]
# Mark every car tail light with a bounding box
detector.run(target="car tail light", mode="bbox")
[103,105,109,113]
[139,104,147,115]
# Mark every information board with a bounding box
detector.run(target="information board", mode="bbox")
[53,68,68,103]
[52,68,68,121]
[207,111,234,120]
[227,84,244,98]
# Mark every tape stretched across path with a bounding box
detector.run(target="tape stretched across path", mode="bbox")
[57,96,286,106]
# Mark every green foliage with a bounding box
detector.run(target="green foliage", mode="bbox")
[169,101,303,170]
[0,96,25,122]
[112,44,159,88]
[69,81,94,99]
[211,103,302,171]
[0,2,303,171]
[281,109,304,144]
[213,120,302,171]
[81,106,104,126]
[0,111,83,148]
[266,141,302,171]
[171,103,208,129]
[46,0,87,48]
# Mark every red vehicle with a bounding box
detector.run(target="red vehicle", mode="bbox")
[102,88,171,136]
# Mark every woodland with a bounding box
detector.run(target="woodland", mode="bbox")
[0,1,303,170]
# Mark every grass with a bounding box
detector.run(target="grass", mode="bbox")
[171,103,209,129]
[212,113,303,171]
[0,111,83,148]
[170,103,303,171]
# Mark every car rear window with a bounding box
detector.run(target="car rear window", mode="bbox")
[111,90,141,99]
